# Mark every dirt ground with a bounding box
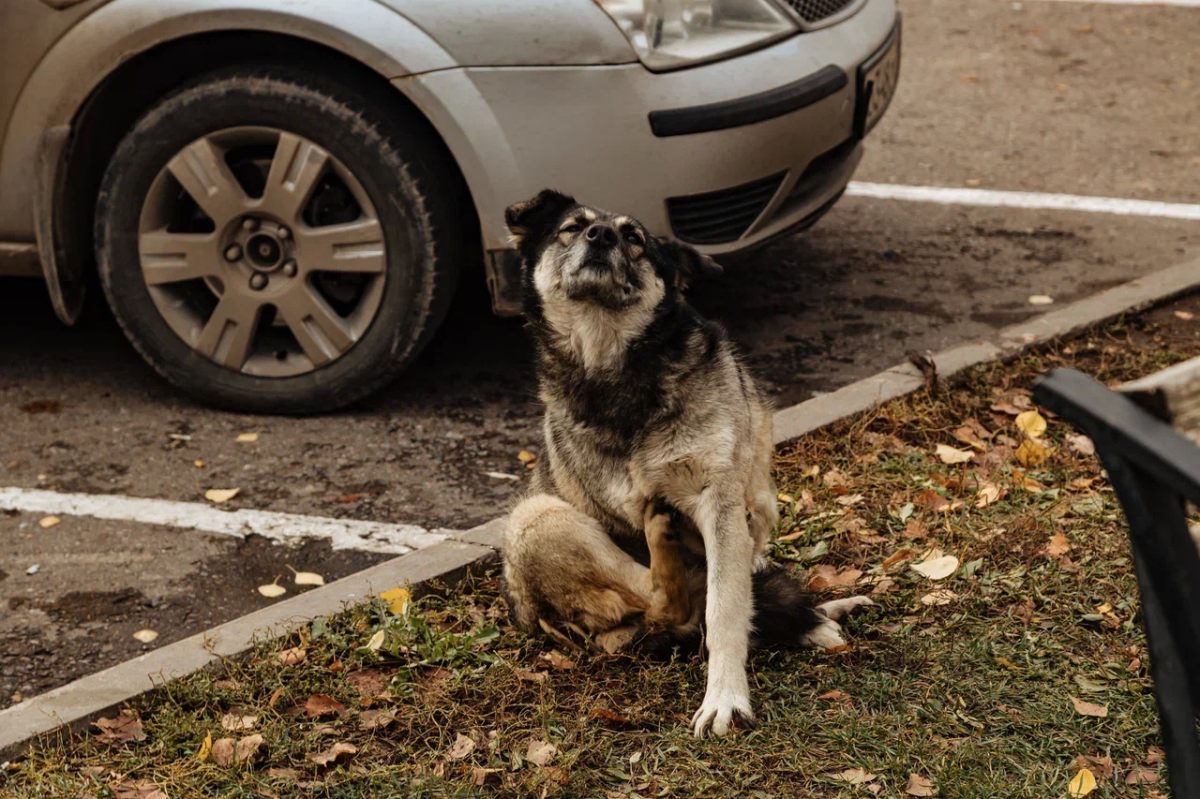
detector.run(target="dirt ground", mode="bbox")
[2,0,1199,712]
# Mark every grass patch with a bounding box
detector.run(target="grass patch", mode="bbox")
[5,309,1199,798]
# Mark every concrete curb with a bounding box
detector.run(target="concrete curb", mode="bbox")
[773,255,1200,444]
[3,255,1197,762]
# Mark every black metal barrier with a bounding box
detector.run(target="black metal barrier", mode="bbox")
[1034,369,1200,797]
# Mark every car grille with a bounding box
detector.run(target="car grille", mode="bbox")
[783,0,858,25]
[666,172,785,245]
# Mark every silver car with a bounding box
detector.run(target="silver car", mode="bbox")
[0,0,900,412]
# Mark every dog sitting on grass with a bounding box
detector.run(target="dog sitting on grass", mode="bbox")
[500,190,873,738]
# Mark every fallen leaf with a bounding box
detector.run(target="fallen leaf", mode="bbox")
[808,564,863,591]
[961,74,980,83]
[236,433,259,443]
[936,444,974,465]
[365,630,386,651]
[277,647,306,666]
[517,669,548,684]
[197,731,212,762]
[518,450,537,463]
[1013,469,1044,492]
[132,629,159,644]
[305,694,347,718]
[379,587,411,615]
[1175,310,1194,321]
[1069,768,1097,796]
[1015,439,1048,468]
[358,708,396,730]
[1067,434,1095,456]
[257,581,287,599]
[204,488,240,503]
[912,554,959,580]
[108,779,168,799]
[818,690,850,701]
[309,741,357,767]
[485,471,520,481]
[590,707,631,725]
[906,773,936,796]
[331,493,366,504]
[1073,755,1114,779]
[871,577,896,595]
[1047,533,1070,557]
[1015,410,1047,438]
[346,669,388,696]
[953,425,988,451]
[39,515,61,529]
[1146,746,1166,765]
[94,712,145,745]
[995,657,1020,671]
[823,468,848,488]
[211,738,234,767]
[836,493,865,507]
[447,733,476,760]
[194,460,205,468]
[883,548,916,569]
[916,488,951,513]
[221,713,258,731]
[905,519,929,539]
[921,589,958,606]
[539,651,576,671]
[267,768,299,782]
[268,687,285,708]
[526,739,557,766]
[1070,696,1108,717]
[472,767,502,786]
[293,571,325,587]
[836,768,877,784]
[1125,766,1158,785]
[1028,295,1054,306]
[975,483,1002,507]
[991,401,1022,416]
[26,564,40,575]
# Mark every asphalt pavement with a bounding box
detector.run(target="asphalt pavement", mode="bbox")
[2,0,1199,708]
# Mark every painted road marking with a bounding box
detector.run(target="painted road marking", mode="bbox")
[847,182,1200,221]
[1027,0,1200,6]
[0,487,444,555]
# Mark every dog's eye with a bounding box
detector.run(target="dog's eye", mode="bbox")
[624,231,642,245]
[561,223,582,234]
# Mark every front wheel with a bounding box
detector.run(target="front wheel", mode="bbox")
[95,67,461,413]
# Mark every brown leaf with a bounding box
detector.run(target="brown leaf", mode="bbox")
[94,712,145,745]
[590,707,631,725]
[331,493,367,504]
[211,738,236,767]
[808,565,863,591]
[345,669,388,696]
[1072,755,1114,780]
[233,734,264,764]
[358,709,396,730]
[267,768,299,782]
[1046,532,1071,557]
[108,779,168,799]
[906,773,936,796]
[305,694,348,718]
[526,739,557,766]
[267,687,285,708]
[871,577,896,596]
[916,489,950,512]
[1125,766,1158,785]
[953,425,988,451]
[882,548,916,569]
[818,690,850,701]
[277,647,306,666]
[517,669,548,684]
[823,468,849,488]
[539,651,576,671]
[1146,746,1166,765]
[904,519,929,539]
[1067,434,1096,456]
[220,713,258,731]
[1015,439,1048,468]
[472,767,502,787]
[447,732,476,760]
[835,768,877,785]
[309,741,358,767]
[1012,469,1044,492]
[1070,696,1108,717]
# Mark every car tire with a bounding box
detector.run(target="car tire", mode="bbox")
[95,66,463,413]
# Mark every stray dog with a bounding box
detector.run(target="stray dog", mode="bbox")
[500,190,873,738]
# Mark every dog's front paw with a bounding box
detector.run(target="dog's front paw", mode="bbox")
[815,595,876,622]
[690,682,754,738]
[800,616,847,649]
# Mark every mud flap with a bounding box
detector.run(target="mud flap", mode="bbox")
[35,125,84,325]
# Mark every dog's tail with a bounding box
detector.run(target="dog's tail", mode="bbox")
[631,564,827,659]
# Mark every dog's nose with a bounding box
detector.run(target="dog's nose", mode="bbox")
[585,223,618,248]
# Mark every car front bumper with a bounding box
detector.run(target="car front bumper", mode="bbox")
[402,0,898,259]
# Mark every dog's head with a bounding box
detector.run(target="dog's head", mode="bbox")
[505,189,722,316]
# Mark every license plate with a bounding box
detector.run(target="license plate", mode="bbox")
[856,17,901,138]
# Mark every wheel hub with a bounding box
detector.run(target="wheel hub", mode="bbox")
[246,232,283,270]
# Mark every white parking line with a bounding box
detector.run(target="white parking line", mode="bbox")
[1027,0,1200,6]
[0,487,444,556]
[846,182,1200,221]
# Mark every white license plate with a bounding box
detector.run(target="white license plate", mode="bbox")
[858,22,901,136]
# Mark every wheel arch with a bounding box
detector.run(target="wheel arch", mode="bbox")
[4,1,481,324]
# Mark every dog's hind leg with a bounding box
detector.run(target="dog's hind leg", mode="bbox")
[643,500,692,628]
[503,494,653,638]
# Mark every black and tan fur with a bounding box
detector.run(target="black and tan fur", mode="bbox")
[500,190,873,738]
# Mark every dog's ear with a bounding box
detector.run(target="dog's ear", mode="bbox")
[655,237,723,292]
[505,189,576,249]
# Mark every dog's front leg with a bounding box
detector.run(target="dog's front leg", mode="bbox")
[688,487,755,738]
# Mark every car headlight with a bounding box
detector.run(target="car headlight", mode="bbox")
[595,0,798,70]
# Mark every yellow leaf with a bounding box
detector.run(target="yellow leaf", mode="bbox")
[777,492,794,504]
[1069,768,1097,796]
[236,433,259,443]
[39,515,61,529]
[1015,439,1048,468]
[517,450,537,463]
[935,444,974,464]
[379,587,410,615]
[293,572,325,586]
[257,582,286,598]
[1015,410,1047,438]
[194,460,206,468]
[132,629,159,644]
[197,732,213,762]
[205,488,240,503]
